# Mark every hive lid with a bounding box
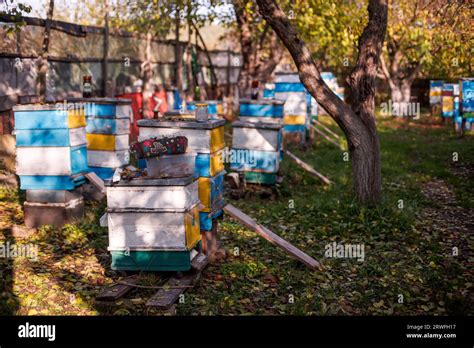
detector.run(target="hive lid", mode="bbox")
[137,118,226,129]
[239,99,285,105]
[104,175,196,187]
[13,103,62,111]
[232,120,283,130]
[66,97,132,105]
[187,100,221,104]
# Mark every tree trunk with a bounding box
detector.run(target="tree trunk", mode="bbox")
[256,0,387,204]
[175,7,183,99]
[37,0,54,103]
[390,81,412,104]
[141,31,154,118]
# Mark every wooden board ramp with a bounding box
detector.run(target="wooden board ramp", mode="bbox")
[223,204,322,270]
[284,150,332,185]
[313,119,341,140]
[84,172,106,194]
[312,124,344,150]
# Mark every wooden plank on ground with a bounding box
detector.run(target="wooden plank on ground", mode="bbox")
[312,125,344,150]
[223,204,322,270]
[85,172,106,194]
[285,150,332,185]
[96,275,139,301]
[191,252,209,272]
[313,120,341,139]
[146,272,198,309]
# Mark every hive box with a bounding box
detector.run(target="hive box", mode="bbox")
[86,134,129,151]
[16,146,88,176]
[13,104,86,130]
[26,187,83,203]
[107,203,201,252]
[145,153,197,178]
[105,176,199,211]
[87,149,130,168]
[24,198,84,228]
[16,128,87,147]
[232,121,282,152]
[239,99,284,118]
[137,119,225,154]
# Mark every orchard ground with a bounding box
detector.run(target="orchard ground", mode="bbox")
[0,111,472,315]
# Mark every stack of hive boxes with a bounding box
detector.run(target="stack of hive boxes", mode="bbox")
[13,103,89,228]
[137,119,226,255]
[230,99,284,185]
[105,176,201,271]
[442,83,455,119]
[70,98,132,180]
[461,78,474,131]
[274,72,309,144]
[429,80,444,116]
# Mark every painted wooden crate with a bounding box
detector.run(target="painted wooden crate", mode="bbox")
[461,78,474,119]
[275,82,306,93]
[275,72,301,83]
[107,203,201,252]
[230,149,280,173]
[243,171,277,185]
[110,245,201,272]
[145,153,197,178]
[239,99,284,119]
[16,145,88,176]
[19,175,87,190]
[195,149,225,177]
[88,167,116,180]
[87,149,130,168]
[86,117,130,135]
[26,187,83,203]
[429,80,444,105]
[274,92,307,116]
[24,198,84,228]
[137,119,225,154]
[16,128,87,147]
[232,121,282,152]
[13,104,86,130]
[86,134,129,151]
[105,176,199,211]
[198,171,225,213]
[442,83,455,117]
[67,97,133,119]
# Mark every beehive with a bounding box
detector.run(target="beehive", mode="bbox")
[13,103,88,227]
[442,83,455,118]
[274,72,308,143]
[137,118,226,235]
[68,98,132,179]
[238,99,284,124]
[231,117,283,185]
[105,176,202,271]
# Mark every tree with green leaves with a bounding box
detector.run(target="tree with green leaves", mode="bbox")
[257,0,388,204]
[378,0,472,104]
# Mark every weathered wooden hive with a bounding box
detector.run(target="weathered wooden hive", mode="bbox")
[230,118,283,185]
[274,72,309,144]
[461,78,474,130]
[238,99,284,124]
[105,176,201,271]
[69,98,132,179]
[13,103,89,227]
[137,118,226,251]
[442,83,455,118]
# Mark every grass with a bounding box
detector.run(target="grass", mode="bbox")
[0,113,472,316]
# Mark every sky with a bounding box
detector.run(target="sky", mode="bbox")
[3,0,235,23]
